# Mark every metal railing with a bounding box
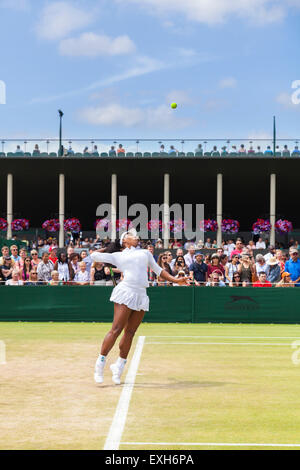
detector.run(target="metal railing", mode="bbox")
[0,138,300,158]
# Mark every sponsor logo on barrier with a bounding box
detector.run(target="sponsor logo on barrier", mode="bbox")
[0,80,6,104]
[225,295,259,311]
[0,341,6,364]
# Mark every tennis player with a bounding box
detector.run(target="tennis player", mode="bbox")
[91,230,189,385]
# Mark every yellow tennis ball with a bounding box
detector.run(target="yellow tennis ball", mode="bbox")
[171,102,177,109]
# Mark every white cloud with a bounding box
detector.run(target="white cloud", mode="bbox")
[219,77,237,89]
[36,1,94,40]
[116,0,289,25]
[79,102,193,129]
[59,32,136,57]
[166,90,192,105]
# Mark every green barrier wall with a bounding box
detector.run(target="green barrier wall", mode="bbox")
[0,286,300,323]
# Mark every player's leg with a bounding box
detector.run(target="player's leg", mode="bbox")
[110,310,145,385]
[94,303,132,383]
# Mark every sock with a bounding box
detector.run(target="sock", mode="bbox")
[116,357,127,373]
[96,354,106,371]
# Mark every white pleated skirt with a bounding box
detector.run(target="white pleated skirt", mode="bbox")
[110,282,149,312]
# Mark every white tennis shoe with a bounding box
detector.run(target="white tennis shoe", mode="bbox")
[94,358,105,384]
[110,363,122,385]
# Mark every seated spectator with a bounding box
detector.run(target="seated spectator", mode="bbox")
[184,245,196,268]
[83,146,91,154]
[264,146,273,155]
[276,272,295,287]
[68,145,74,155]
[239,144,246,154]
[69,252,81,279]
[109,146,116,156]
[204,238,212,249]
[225,239,236,257]
[10,245,20,263]
[147,244,158,262]
[231,239,244,258]
[220,253,228,270]
[204,254,211,266]
[211,146,219,156]
[0,257,13,282]
[265,257,281,283]
[189,253,207,286]
[195,144,203,154]
[31,250,41,268]
[206,272,226,287]
[33,144,40,155]
[247,240,256,250]
[172,239,183,249]
[172,255,189,276]
[253,272,272,287]
[196,239,204,249]
[292,146,300,156]
[0,245,14,266]
[160,144,165,153]
[15,145,24,155]
[170,248,183,270]
[6,269,24,286]
[255,237,266,249]
[49,270,64,286]
[173,270,187,286]
[26,270,43,286]
[74,262,90,285]
[54,252,72,282]
[264,245,276,263]
[256,145,262,154]
[37,252,54,284]
[221,146,228,156]
[275,145,281,155]
[212,240,218,249]
[248,146,255,154]
[117,144,125,154]
[230,145,237,154]
[92,145,99,155]
[49,247,58,264]
[80,249,93,274]
[275,249,285,275]
[91,261,108,286]
[21,256,32,281]
[168,145,178,155]
[157,253,173,285]
[155,238,163,249]
[206,254,225,281]
[225,253,240,283]
[238,254,254,286]
[229,272,243,287]
[282,144,290,156]
[284,248,300,286]
[255,253,267,279]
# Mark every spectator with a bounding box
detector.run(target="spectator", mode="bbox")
[255,253,267,279]
[168,145,178,155]
[54,252,72,282]
[220,253,228,270]
[257,146,262,154]
[195,144,203,154]
[117,144,125,155]
[0,246,14,266]
[157,253,173,285]
[253,272,272,287]
[225,253,240,283]
[173,270,187,286]
[256,237,266,249]
[172,256,189,276]
[83,146,91,154]
[49,247,58,264]
[276,272,295,287]
[15,145,24,155]
[282,144,290,156]
[0,257,13,282]
[292,146,300,156]
[184,245,196,268]
[170,248,183,270]
[265,257,281,283]
[80,249,93,274]
[147,244,158,262]
[225,239,236,257]
[239,144,246,154]
[91,261,108,286]
[68,145,74,155]
[155,238,163,249]
[247,240,256,251]
[206,272,226,287]
[275,250,285,275]
[172,239,182,249]
[189,253,207,286]
[69,253,80,279]
[229,272,243,287]
[5,269,24,286]
[264,146,273,155]
[284,248,300,286]
[21,256,32,281]
[160,144,165,153]
[204,254,211,266]
[109,146,116,156]
[26,270,42,286]
[92,145,99,155]
[204,238,212,249]
[238,254,254,286]
[230,145,237,154]
[165,251,173,268]
[31,249,41,268]
[264,245,276,263]
[49,270,64,286]
[206,254,225,281]
[248,146,255,154]
[32,144,40,155]
[196,239,204,249]
[231,239,244,258]
[37,252,54,283]
[74,262,90,285]
[10,245,20,263]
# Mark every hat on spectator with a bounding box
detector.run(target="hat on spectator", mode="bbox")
[255,253,265,261]
[282,272,291,279]
[290,248,298,254]
[195,252,203,257]
[178,270,185,275]
[267,256,278,266]
[211,253,219,259]
[4,256,11,261]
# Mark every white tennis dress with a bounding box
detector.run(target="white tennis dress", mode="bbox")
[91,247,163,311]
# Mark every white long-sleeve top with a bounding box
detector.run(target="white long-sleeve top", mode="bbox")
[91,247,163,288]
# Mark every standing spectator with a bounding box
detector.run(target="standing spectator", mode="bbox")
[10,245,20,263]
[206,254,225,281]
[285,249,300,286]
[255,254,267,279]
[5,269,24,286]
[189,253,207,286]
[225,253,240,283]
[21,256,32,281]
[31,250,41,268]
[253,272,272,287]
[37,252,54,283]
[264,245,276,263]
[238,254,254,286]
[265,257,281,283]
[231,239,244,258]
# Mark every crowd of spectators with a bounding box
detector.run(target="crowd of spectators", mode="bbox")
[2,142,300,157]
[1,235,300,287]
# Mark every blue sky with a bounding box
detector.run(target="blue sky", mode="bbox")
[0,0,300,148]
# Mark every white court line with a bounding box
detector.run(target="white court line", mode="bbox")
[104,336,145,451]
[148,336,300,339]
[146,342,290,346]
[122,442,300,448]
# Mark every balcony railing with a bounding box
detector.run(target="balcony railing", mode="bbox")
[0,138,300,158]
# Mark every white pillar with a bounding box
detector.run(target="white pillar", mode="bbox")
[59,174,65,248]
[163,173,170,249]
[7,174,13,240]
[111,174,117,241]
[216,173,223,247]
[270,173,276,246]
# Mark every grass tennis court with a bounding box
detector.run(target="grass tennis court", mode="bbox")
[1,322,300,450]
